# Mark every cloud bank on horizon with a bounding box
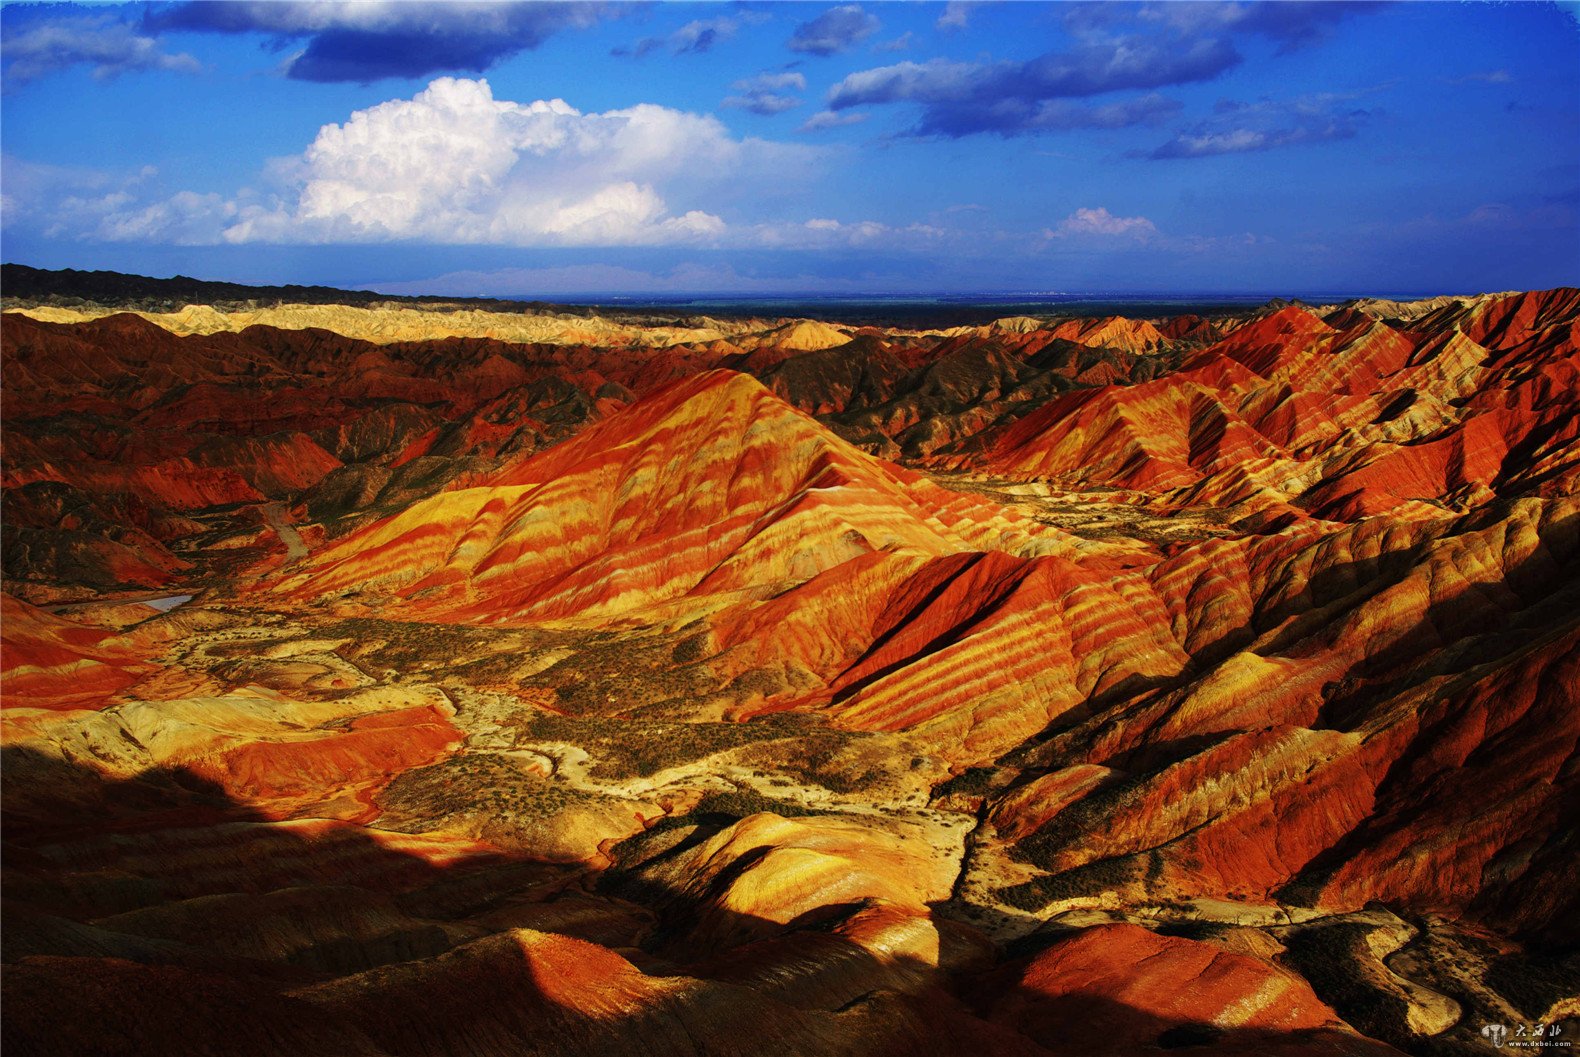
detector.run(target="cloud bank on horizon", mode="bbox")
[2,0,1577,296]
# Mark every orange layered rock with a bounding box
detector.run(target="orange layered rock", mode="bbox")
[982,380,1286,490]
[1214,305,1338,376]
[979,923,1402,1057]
[1308,623,1580,939]
[1457,287,1580,350]
[812,551,1188,759]
[3,667,468,826]
[962,289,1579,521]
[1158,313,1224,344]
[986,494,1579,928]
[630,812,953,951]
[1044,315,1167,354]
[269,370,1085,624]
[1299,406,1569,518]
[1013,725,1382,898]
[0,594,156,710]
[712,537,1186,760]
[186,703,463,816]
[1,296,1210,606]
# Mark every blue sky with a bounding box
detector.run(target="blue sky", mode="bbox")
[2,1,1577,297]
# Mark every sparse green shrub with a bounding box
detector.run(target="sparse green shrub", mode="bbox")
[1281,924,1413,1046]
[937,767,995,797]
[509,713,781,778]
[687,788,829,820]
[380,753,611,825]
[995,857,1141,911]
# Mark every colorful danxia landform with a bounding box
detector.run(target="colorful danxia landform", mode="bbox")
[2,275,1577,1057]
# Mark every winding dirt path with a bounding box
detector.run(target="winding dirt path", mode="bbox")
[262,502,308,562]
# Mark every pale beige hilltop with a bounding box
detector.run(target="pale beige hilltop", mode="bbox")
[8,290,1522,355]
[6,300,1147,355]
[4,302,854,351]
[1318,290,1519,320]
[733,318,855,351]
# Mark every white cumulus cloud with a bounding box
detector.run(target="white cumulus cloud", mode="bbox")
[11,79,921,251]
[24,78,809,248]
[1050,206,1158,239]
[219,77,760,246]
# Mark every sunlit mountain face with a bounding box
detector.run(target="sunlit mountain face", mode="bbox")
[2,3,1578,1056]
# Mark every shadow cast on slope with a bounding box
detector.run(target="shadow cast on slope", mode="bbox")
[0,742,561,924]
[2,745,1414,1057]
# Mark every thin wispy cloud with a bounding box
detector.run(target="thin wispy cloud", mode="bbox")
[937,2,975,31]
[1076,1,1385,53]
[617,11,768,58]
[788,5,880,56]
[724,71,808,116]
[1146,92,1377,159]
[1444,69,1512,86]
[2,13,201,88]
[826,36,1224,137]
[734,72,809,93]
[799,110,868,133]
[816,1,1391,138]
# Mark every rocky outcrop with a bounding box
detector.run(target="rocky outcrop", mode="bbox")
[978,923,1403,1056]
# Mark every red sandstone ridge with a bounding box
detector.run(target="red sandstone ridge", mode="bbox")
[1043,315,1167,354]
[266,370,1109,624]
[0,594,156,710]
[966,290,1580,524]
[977,923,1402,1057]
